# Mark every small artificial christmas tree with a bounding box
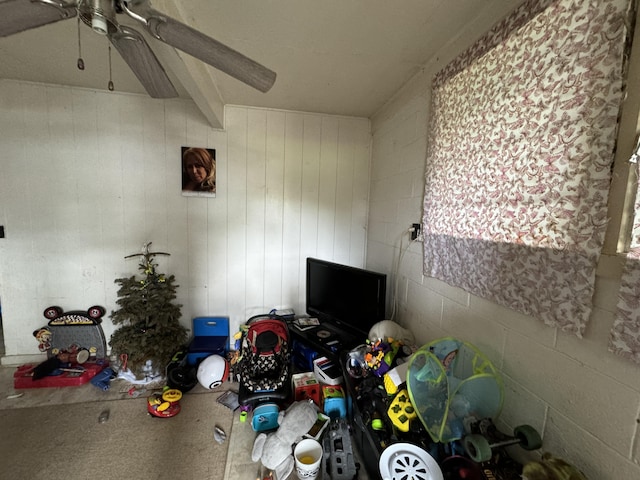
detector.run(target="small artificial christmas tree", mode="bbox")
[109,242,187,379]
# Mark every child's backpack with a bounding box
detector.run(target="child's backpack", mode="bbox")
[237,314,290,394]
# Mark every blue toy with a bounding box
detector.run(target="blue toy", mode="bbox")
[90,367,116,391]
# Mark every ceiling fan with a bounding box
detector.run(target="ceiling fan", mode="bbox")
[0,0,277,97]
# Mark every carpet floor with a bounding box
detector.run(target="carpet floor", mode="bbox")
[0,366,370,480]
[0,366,260,480]
[0,393,233,480]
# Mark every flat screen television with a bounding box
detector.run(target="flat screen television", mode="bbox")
[306,257,387,337]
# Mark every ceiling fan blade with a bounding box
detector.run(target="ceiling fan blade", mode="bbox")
[133,7,276,93]
[0,0,77,37]
[109,25,178,99]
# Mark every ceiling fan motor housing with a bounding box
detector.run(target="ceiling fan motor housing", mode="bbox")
[78,0,118,35]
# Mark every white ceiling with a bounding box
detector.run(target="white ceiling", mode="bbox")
[0,0,524,126]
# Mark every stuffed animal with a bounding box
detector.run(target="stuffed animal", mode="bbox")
[368,320,415,347]
[523,453,587,480]
[251,400,319,480]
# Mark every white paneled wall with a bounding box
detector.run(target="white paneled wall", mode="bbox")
[0,79,371,362]
[367,70,640,478]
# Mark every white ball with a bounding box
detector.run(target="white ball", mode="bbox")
[196,354,229,389]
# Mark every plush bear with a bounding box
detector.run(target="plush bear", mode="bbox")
[251,400,319,480]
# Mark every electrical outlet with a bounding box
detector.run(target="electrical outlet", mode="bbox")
[411,223,421,241]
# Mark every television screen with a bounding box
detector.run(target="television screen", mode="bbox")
[306,257,387,336]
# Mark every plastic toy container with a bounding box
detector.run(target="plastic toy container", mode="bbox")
[406,337,503,443]
[187,316,229,366]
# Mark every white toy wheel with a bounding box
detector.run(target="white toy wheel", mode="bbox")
[379,442,443,480]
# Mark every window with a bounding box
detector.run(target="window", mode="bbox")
[422,0,633,336]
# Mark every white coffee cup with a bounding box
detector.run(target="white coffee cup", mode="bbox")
[293,438,323,480]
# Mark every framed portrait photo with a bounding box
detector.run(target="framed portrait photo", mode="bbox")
[181,146,216,197]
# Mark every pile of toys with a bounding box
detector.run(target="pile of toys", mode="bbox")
[16,306,233,427]
[345,329,545,480]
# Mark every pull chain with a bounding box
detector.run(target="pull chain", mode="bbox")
[108,44,114,91]
[76,17,85,70]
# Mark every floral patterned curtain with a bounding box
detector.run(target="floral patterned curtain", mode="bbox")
[611,160,640,363]
[422,0,631,337]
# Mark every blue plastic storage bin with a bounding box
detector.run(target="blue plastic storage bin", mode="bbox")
[186,316,229,366]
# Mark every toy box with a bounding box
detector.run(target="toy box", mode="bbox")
[292,372,321,406]
[313,356,343,385]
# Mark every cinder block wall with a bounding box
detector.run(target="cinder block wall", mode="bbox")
[365,66,640,478]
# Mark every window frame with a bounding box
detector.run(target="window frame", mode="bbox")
[604,3,640,256]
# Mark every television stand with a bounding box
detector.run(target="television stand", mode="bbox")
[288,319,383,479]
[288,320,365,364]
